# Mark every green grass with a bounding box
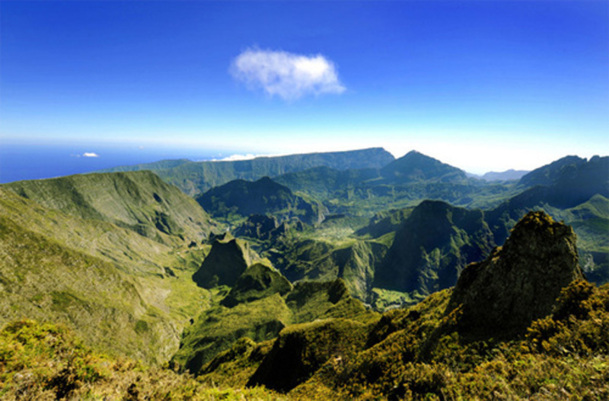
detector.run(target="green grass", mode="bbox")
[174,278,378,376]
[287,282,609,400]
[0,186,218,364]
[172,294,293,374]
[0,319,288,400]
[4,170,216,247]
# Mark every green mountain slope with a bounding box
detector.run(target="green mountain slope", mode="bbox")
[0,190,193,362]
[194,213,608,400]
[221,263,293,307]
[481,169,529,181]
[172,276,373,374]
[196,176,326,225]
[558,194,609,252]
[516,155,608,207]
[0,172,219,363]
[518,155,588,187]
[5,170,215,246]
[192,235,256,289]
[274,238,389,301]
[274,166,379,199]
[0,211,167,361]
[374,200,495,295]
[380,150,468,183]
[0,319,284,400]
[486,159,609,284]
[101,147,395,196]
[272,150,519,216]
[355,207,413,238]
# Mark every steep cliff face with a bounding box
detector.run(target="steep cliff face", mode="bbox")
[101,147,396,195]
[448,211,583,336]
[375,200,495,295]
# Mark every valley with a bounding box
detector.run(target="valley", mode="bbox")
[1,148,608,400]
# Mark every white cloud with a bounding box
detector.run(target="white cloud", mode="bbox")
[210,153,258,162]
[82,152,99,158]
[231,48,346,100]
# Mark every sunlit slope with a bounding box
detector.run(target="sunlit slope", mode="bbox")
[0,174,218,363]
[197,213,609,400]
[5,170,215,246]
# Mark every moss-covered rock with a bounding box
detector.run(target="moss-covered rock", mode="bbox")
[448,211,583,337]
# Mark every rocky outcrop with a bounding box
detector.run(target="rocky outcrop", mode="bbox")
[221,263,293,307]
[192,236,252,288]
[447,211,583,337]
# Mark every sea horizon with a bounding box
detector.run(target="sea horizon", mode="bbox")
[0,143,242,184]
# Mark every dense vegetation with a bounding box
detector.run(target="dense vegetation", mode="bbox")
[3,274,607,400]
[1,148,608,400]
[196,176,325,225]
[0,319,285,400]
[0,173,218,363]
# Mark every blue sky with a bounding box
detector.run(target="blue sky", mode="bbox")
[1,1,607,174]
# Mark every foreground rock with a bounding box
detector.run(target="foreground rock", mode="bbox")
[448,210,583,337]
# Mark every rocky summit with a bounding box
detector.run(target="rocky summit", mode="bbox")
[448,210,583,337]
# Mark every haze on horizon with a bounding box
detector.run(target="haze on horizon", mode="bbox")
[0,1,607,176]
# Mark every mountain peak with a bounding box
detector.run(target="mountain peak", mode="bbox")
[374,200,495,294]
[518,155,587,187]
[448,211,582,337]
[380,150,467,183]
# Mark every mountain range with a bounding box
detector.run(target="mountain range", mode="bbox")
[101,147,395,196]
[1,147,608,400]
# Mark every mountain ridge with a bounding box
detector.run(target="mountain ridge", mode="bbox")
[196,176,326,225]
[100,147,395,196]
[4,170,216,245]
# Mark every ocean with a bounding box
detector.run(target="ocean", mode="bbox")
[0,143,231,184]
